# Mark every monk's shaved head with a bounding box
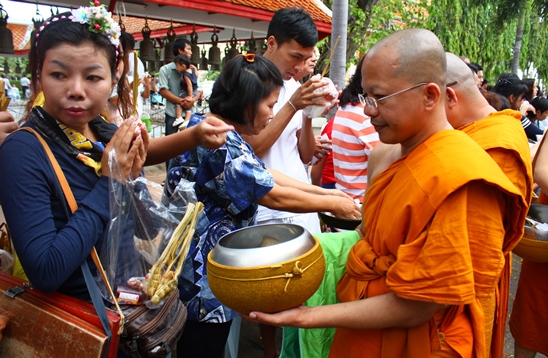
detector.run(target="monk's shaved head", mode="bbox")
[360,28,451,153]
[444,52,495,127]
[366,28,446,86]
[446,52,478,92]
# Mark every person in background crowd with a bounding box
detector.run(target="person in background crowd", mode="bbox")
[158,38,196,170]
[529,97,548,130]
[467,63,483,87]
[172,54,202,129]
[310,118,335,189]
[294,48,318,83]
[332,56,380,202]
[20,76,30,100]
[123,32,150,119]
[0,74,11,92]
[492,73,544,142]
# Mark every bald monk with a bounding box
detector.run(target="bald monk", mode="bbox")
[444,52,533,357]
[510,133,548,358]
[243,28,527,357]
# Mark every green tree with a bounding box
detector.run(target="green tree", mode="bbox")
[318,0,427,74]
[425,0,548,83]
[426,0,516,80]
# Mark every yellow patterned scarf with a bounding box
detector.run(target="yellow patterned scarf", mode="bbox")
[29,106,117,176]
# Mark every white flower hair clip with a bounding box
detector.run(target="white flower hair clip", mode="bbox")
[71,1,121,47]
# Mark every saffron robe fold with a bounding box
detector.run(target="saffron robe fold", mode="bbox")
[331,130,527,358]
[509,129,548,356]
[459,109,532,358]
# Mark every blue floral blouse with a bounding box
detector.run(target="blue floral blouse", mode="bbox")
[166,114,275,322]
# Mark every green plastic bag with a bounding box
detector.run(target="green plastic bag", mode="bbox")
[280,230,361,358]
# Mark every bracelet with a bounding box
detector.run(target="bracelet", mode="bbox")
[288,100,297,113]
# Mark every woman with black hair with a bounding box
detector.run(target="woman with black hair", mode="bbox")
[492,73,543,141]
[166,54,360,357]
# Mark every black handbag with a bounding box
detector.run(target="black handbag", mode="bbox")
[120,288,187,357]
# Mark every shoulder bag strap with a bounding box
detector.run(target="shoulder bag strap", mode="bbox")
[18,127,125,335]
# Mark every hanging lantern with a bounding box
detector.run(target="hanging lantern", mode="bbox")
[139,18,156,62]
[222,45,229,68]
[199,45,208,71]
[226,29,240,62]
[50,6,59,17]
[163,20,176,63]
[190,24,200,66]
[0,4,14,54]
[30,3,43,43]
[247,31,257,54]
[208,26,221,71]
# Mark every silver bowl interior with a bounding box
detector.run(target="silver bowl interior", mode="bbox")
[524,204,548,242]
[210,224,315,268]
[528,204,548,223]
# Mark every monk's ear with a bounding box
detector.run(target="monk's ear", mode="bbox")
[423,83,441,111]
[446,87,458,109]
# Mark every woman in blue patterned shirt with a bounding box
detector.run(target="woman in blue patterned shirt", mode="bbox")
[167,54,360,357]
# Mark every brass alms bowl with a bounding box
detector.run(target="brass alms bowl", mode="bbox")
[513,204,548,263]
[207,224,325,314]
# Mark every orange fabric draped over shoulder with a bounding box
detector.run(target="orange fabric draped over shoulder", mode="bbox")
[509,192,548,356]
[460,109,532,358]
[509,123,548,356]
[330,130,527,358]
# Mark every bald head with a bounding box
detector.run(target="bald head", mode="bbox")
[445,52,495,127]
[361,29,451,154]
[367,28,446,86]
[446,52,479,91]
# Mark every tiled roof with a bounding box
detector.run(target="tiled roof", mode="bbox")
[115,15,186,35]
[226,0,331,23]
[5,0,332,54]
[7,23,32,52]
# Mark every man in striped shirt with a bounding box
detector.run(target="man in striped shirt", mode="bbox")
[332,57,380,202]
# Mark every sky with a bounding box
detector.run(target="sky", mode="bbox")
[2,1,70,24]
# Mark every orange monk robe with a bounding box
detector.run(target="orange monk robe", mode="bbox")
[459,109,532,358]
[330,130,527,358]
[509,183,548,355]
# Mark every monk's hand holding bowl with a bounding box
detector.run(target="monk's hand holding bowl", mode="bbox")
[242,305,311,328]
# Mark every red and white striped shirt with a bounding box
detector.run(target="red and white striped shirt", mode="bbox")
[332,103,380,202]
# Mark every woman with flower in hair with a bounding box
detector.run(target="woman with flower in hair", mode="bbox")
[0,0,230,320]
